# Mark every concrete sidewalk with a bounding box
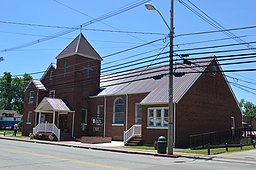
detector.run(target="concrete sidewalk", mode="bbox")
[0,135,256,164]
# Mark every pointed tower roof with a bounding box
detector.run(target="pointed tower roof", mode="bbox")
[56,33,102,61]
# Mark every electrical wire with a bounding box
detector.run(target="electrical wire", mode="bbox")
[0,0,152,54]
[178,0,256,52]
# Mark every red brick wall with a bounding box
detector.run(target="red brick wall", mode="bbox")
[22,82,47,136]
[141,104,168,145]
[141,61,242,147]
[89,93,148,140]
[175,61,242,147]
[22,54,101,138]
[54,55,101,137]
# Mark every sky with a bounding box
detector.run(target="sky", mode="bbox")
[0,0,256,103]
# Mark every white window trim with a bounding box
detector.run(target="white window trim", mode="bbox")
[231,116,235,130]
[50,70,53,80]
[26,111,32,124]
[112,97,124,125]
[147,127,168,130]
[112,124,124,126]
[49,90,56,98]
[147,107,168,129]
[97,105,104,117]
[28,91,34,103]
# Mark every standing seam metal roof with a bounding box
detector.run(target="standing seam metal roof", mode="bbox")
[96,57,214,104]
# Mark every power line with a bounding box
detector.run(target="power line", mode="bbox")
[0,20,165,35]
[178,0,256,52]
[175,25,256,38]
[175,34,256,47]
[175,40,256,53]
[0,0,152,54]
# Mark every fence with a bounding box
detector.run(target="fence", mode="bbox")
[190,128,255,149]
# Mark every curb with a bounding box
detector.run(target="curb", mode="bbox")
[1,136,256,164]
[0,136,157,157]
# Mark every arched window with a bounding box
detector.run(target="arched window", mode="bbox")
[113,98,124,124]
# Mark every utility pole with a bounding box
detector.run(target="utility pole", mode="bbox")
[145,0,175,155]
[167,0,174,155]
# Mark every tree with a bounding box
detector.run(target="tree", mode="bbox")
[239,98,256,119]
[0,72,32,114]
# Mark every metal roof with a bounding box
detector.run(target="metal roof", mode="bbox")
[56,33,102,61]
[35,97,73,113]
[96,57,214,104]
[24,80,47,92]
[33,80,47,91]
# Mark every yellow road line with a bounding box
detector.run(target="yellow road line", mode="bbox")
[0,148,129,170]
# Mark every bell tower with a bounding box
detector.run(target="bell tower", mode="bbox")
[54,33,102,136]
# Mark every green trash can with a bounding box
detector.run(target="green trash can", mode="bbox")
[157,136,167,154]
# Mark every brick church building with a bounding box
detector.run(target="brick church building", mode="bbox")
[22,33,242,147]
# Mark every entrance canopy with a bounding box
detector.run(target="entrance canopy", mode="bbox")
[35,97,74,113]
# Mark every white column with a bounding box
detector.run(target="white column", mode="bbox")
[38,112,41,124]
[53,111,56,125]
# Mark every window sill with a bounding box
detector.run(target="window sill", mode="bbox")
[112,124,124,127]
[147,127,168,130]
[26,122,32,125]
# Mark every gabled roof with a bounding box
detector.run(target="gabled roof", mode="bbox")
[35,97,73,113]
[56,33,102,61]
[40,63,56,81]
[95,57,214,104]
[24,80,46,92]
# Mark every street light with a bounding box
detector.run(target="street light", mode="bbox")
[145,1,174,155]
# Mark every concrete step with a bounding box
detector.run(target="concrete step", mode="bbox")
[125,136,143,146]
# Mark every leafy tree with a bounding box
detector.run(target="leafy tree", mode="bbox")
[239,98,256,119]
[0,72,32,114]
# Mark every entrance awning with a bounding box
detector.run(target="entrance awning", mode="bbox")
[35,97,74,113]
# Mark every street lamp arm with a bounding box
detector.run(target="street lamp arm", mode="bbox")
[154,9,171,31]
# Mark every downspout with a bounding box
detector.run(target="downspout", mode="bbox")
[125,94,129,132]
[35,89,39,126]
[104,96,107,137]
[173,102,176,147]
[72,111,75,138]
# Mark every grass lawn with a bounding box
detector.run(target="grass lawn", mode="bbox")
[125,145,256,155]
[0,129,22,135]
[178,145,256,155]
[126,145,156,150]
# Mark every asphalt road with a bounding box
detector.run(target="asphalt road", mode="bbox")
[0,139,255,170]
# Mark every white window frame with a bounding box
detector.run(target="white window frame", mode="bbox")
[147,107,168,129]
[97,105,104,118]
[49,90,55,98]
[135,103,142,124]
[26,111,32,124]
[50,70,53,80]
[28,91,34,103]
[231,116,235,130]
[112,97,124,126]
